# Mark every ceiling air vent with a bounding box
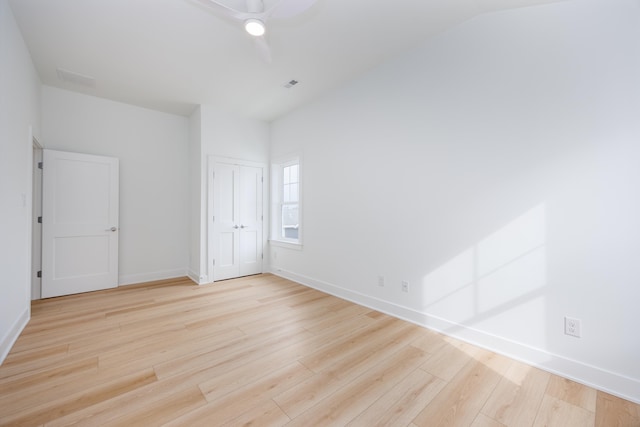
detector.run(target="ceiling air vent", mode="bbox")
[56,68,96,88]
[284,79,299,89]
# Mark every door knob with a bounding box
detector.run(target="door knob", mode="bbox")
[240,225,247,229]
[233,225,239,229]
[107,227,117,232]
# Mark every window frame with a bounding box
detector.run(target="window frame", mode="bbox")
[271,156,302,249]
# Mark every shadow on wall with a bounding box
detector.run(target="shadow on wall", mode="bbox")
[420,204,548,349]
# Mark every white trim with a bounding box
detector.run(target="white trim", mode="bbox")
[32,135,43,149]
[270,267,640,405]
[188,269,209,285]
[269,240,303,251]
[0,308,29,365]
[31,136,43,300]
[118,269,186,286]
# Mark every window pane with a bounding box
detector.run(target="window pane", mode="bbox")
[290,164,299,183]
[289,183,299,202]
[281,204,299,240]
[283,166,291,185]
[283,183,291,203]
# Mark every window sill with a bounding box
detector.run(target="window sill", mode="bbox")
[270,240,303,251]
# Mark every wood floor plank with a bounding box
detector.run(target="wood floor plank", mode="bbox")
[545,375,597,412]
[595,391,640,427]
[234,303,332,336]
[410,329,451,355]
[471,413,508,427]
[67,320,185,355]
[220,399,291,427]
[163,362,310,426]
[102,386,207,427]
[481,361,550,426]
[98,328,246,378]
[304,303,371,333]
[197,354,313,403]
[202,362,313,406]
[1,368,157,426]
[1,344,69,373]
[0,357,98,415]
[412,350,513,427]
[298,316,409,372]
[0,274,637,426]
[152,324,312,380]
[532,395,595,427]
[273,322,426,419]
[419,338,482,382]
[6,323,121,357]
[347,368,446,427]
[45,366,212,426]
[285,345,431,426]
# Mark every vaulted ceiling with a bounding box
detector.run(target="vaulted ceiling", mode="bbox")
[9,0,562,121]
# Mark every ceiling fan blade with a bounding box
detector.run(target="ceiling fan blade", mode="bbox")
[192,0,252,20]
[245,0,264,13]
[268,0,317,19]
[253,36,272,63]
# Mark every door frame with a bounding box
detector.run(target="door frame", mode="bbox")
[31,137,43,300]
[207,156,267,282]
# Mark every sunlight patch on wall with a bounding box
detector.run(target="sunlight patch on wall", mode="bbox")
[421,204,547,345]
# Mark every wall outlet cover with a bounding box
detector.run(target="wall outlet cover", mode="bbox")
[565,316,581,338]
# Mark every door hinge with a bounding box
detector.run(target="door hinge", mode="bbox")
[261,176,264,183]
[38,216,42,223]
[212,216,215,223]
[38,162,43,169]
[37,270,42,278]
[261,215,263,221]
[261,253,263,259]
[212,259,216,266]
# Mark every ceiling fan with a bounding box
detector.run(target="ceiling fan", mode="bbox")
[195,0,318,63]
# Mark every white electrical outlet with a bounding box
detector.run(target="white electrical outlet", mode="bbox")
[401,281,409,293]
[564,316,581,338]
[377,276,385,287]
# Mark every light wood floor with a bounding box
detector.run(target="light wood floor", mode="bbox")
[1,274,638,427]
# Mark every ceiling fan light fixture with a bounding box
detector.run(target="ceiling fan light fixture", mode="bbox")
[244,18,265,36]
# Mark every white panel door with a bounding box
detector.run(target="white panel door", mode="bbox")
[239,165,263,277]
[212,163,240,281]
[41,150,119,298]
[212,161,263,281]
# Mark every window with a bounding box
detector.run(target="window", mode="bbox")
[272,158,301,246]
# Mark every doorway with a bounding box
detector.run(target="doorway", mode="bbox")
[209,157,266,282]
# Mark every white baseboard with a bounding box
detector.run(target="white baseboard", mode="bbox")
[118,269,187,286]
[271,267,640,405]
[0,307,30,365]
[187,269,209,285]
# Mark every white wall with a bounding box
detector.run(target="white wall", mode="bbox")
[270,0,640,403]
[0,0,41,363]
[200,105,270,162]
[188,107,204,283]
[189,105,270,283]
[42,86,189,285]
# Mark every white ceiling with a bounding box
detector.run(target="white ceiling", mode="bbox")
[9,0,563,121]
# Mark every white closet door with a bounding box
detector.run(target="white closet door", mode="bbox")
[238,165,263,277]
[212,161,263,281]
[212,162,240,281]
[41,150,119,298]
